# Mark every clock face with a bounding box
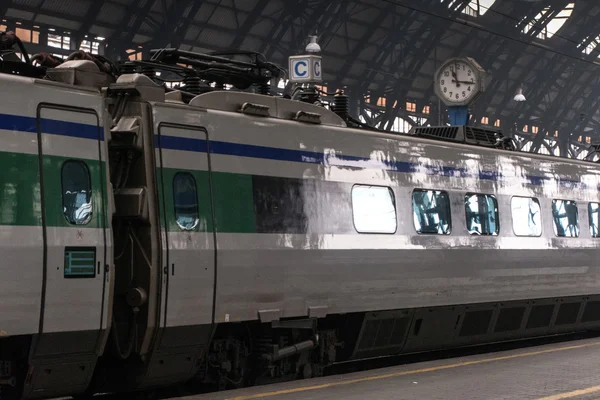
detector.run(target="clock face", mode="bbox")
[437,61,478,104]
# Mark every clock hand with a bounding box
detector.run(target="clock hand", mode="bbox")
[451,67,460,88]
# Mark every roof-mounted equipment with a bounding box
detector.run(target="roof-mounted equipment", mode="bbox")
[409,125,516,151]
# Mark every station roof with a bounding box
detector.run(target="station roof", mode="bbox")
[3,0,600,144]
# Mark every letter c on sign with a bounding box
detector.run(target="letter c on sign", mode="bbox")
[314,61,321,77]
[294,61,308,77]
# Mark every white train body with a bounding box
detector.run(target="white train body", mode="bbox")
[1,61,600,399]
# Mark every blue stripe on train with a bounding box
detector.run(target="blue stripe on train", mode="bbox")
[0,112,589,191]
[158,133,590,190]
[0,113,104,141]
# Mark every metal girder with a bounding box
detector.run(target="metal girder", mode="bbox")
[70,0,107,47]
[479,0,590,126]
[418,0,529,120]
[555,74,600,140]
[514,55,569,117]
[334,1,396,86]
[0,0,11,21]
[303,0,349,54]
[28,0,47,27]
[228,0,270,49]
[108,0,157,56]
[519,0,571,39]
[530,64,581,129]
[376,1,469,131]
[1,3,121,31]
[259,1,308,59]
[145,0,196,49]
[464,1,563,121]
[169,1,204,49]
[78,1,105,36]
[353,9,417,95]
[374,0,484,129]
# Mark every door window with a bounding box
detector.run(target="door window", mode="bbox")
[61,160,93,225]
[173,172,199,231]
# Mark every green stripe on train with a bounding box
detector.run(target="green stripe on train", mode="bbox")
[0,151,109,228]
[158,168,256,233]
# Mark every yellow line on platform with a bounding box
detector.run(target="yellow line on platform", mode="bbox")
[536,385,600,400]
[227,341,600,400]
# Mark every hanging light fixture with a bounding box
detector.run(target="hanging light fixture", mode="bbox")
[514,87,526,102]
[305,35,321,53]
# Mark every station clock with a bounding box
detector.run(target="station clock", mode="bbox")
[434,57,487,107]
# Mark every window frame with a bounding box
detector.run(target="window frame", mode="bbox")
[172,171,200,232]
[350,184,397,234]
[464,192,499,236]
[412,188,452,235]
[551,199,579,238]
[60,159,93,226]
[510,196,542,237]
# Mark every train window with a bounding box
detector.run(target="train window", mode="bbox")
[511,196,541,237]
[351,185,397,234]
[465,193,499,235]
[173,172,199,231]
[589,203,600,238]
[412,189,451,235]
[61,160,92,225]
[552,200,579,238]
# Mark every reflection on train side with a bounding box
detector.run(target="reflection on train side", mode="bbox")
[465,193,499,236]
[351,185,397,234]
[412,189,451,235]
[589,202,600,238]
[511,196,541,237]
[552,200,579,238]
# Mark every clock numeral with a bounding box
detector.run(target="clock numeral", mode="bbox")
[444,71,449,77]
[471,78,474,83]
[443,87,447,93]
[449,91,453,97]
[441,79,445,85]
[455,93,459,99]
[468,70,472,76]
[468,86,471,91]
[462,91,466,98]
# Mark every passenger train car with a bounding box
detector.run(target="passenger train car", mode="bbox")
[1,41,600,399]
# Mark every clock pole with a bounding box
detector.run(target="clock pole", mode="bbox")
[448,106,470,126]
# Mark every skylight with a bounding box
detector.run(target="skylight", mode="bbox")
[578,35,600,56]
[460,0,496,17]
[522,3,574,40]
[444,0,496,17]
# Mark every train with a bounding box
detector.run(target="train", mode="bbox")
[2,32,600,400]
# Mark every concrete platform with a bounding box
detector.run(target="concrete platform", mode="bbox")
[194,337,600,400]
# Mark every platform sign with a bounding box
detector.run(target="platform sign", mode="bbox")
[289,55,322,83]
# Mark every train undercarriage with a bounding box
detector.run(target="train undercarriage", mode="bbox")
[2,292,600,399]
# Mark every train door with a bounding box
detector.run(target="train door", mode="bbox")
[24,105,109,398]
[155,122,215,331]
[37,105,109,343]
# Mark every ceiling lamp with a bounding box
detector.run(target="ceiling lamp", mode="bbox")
[514,87,526,102]
[305,36,321,53]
